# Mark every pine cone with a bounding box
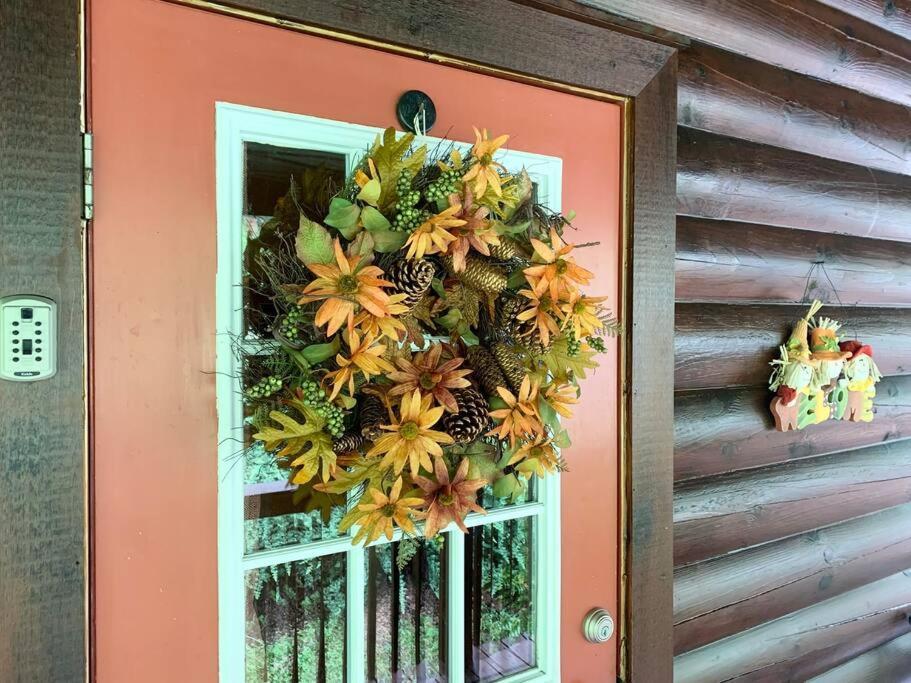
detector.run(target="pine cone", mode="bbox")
[442,386,491,444]
[488,236,528,264]
[492,342,526,393]
[333,433,365,454]
[386,258,435,311]
[466,345,509,396]
[496,294,524,336]
[443,254,507,295]
[358,394,386,440]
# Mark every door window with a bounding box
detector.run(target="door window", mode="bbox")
[216,104,561,683]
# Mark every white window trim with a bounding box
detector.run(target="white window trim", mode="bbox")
[215,102,562,683]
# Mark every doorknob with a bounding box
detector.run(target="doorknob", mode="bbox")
[582,608,615,644]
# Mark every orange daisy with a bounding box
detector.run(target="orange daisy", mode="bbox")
[524,227,594,301]
[296,239,393,336]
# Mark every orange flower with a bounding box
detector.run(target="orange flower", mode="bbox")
[488,376,543,447]
[560,293,608,340]
[444,188,501,272]
[463,127,509,197]
[297,239,393,336]
[524,227,593,301]
[368,390,455,476]
[413,457,486,537]
[324,330,395,400]
[404,206,462,259]
[353,292,409,341]
[388,343,472,413]
[341,477,423,545]
[517,277,562,347]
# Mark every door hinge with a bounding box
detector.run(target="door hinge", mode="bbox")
[82,132,93,220]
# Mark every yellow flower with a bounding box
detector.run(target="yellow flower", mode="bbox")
[342,477,423,545]
[368,390,455,476]
[296,239,393,336]
[524,227,593,301]
[463,127,509,197]
[542,382,578,419]
[353,292,409,342]
[488,376,543,447]
[517,277,563,347]
[560,293,608,340]
[324,330,395,400]
[405,206,463,259]
[509,435,560,478]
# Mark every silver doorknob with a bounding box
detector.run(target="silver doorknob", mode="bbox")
[582,608,614,643]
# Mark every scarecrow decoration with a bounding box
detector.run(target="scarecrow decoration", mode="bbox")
[833,340,882,423]
[769,300,882,431]
[769,301,823,431]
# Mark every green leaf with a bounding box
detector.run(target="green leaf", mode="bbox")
[356,177,382,206]
[295,216,335,266]
[430,277,447,299]
[324,198,362,239]
[348,231,375,261]
[361,206,391,232]
[537,395,560,432]
[507,268,528,289]
[552,428,572,449]
[300,337,340,365]
[370,229,408,253]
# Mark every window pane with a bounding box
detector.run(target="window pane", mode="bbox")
[245,554,347,683]
[243,142,345,338]
[366,540,448,682]
[243,442,345,553]
[465,518,536,682]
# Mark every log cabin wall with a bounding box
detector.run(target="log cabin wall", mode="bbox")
[527,0,911,679]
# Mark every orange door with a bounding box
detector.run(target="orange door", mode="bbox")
[91,1,623,681]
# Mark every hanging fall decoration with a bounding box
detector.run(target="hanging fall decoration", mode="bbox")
[768,300,881,431]
[241,127,619,545]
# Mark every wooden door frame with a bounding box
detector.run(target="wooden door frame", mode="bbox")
[165,1,676,679]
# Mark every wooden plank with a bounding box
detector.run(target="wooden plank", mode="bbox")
[676,217,911,307]
[0,1,86,681]
[674,503,911,654]
[674,570,911,682]
[809,630,911,682]
[674,440,911,566]
[817,0,911,43]
[575,0,911,106]
[624,51,678,683]
[168,0,675,98]
[675,303,911,390]
[678,44,911,176]
[678,127,911,243]
[674,376,911,481]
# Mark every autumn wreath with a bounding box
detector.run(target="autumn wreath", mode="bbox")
[242,126,618,546]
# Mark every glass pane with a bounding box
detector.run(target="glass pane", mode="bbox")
[243,142,346,337]
[465,518,536,682]
[243,442,345,553]
[245,554,347,683]
[366,540,448,682]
